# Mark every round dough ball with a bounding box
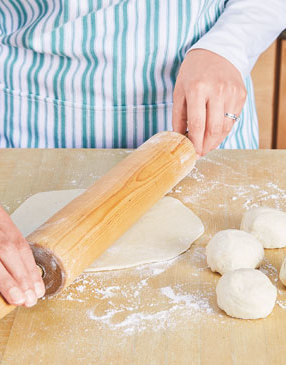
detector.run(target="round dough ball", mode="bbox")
[206,229,264,275]
[216,268,277,319]
[279,256,286,286]
[241,207,286,248]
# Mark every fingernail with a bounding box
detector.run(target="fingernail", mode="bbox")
[9,287,25,305]
[25,289,37,307]
[34,282,45,298]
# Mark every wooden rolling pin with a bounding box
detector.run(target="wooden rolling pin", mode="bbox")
[0,131,196,320]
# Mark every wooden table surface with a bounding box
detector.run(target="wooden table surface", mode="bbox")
[0,149,286,365]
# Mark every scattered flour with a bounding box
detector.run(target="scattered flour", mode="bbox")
[170,154,286,213]
[260,259,279,283]
[160,286,213,314]
[84,281,215,335]
[4,151,286,338]
[54,246,217,336]
[57,225,286,336]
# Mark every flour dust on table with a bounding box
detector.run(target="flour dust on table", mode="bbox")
[10,190,204,271]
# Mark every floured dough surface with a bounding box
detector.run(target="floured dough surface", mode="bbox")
[206,229,264,275]
[11,190,204,271]
[216,268,277,319]
[241,207,286,248]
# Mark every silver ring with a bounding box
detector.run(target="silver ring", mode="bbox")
[224,112,240,122]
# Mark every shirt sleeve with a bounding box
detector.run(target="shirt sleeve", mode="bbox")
[188,0,286,77]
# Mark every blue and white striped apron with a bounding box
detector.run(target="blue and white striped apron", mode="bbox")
[0,0,258,149]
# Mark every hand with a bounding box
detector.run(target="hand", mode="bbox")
[172,49,247,156]
[0,205,45,307]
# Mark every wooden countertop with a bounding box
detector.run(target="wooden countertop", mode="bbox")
[0,149,286,365]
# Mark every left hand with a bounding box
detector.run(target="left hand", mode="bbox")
[172,49,247,157]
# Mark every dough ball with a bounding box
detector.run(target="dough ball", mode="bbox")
[206,229,264,275]
[241,207,286,248]
[279,256,286,286]
[216,268,277,319]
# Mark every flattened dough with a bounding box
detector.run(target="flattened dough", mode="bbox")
[11,190,204,271]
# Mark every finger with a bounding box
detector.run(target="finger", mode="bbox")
[186,94,206,156]
[3,211,44,299]
[19,241,45,299]
[0,239,38,307]
[0,260,25,306]
[222,94,243,142]
[172,93,188,134]
[221,116,235,144]
[202,98,224,155]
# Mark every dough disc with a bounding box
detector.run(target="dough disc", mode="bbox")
[11,190,204,271]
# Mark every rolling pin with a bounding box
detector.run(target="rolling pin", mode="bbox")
[0,131,196,320]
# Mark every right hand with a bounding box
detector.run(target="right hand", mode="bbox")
[0,205,45,307]
[172,49,247,156]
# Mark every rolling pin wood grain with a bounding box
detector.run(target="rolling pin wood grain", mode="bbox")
[0,131,196,320]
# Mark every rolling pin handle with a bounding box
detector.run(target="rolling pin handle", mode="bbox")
[29,243,66,297]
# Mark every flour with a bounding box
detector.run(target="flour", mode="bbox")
[54,245,217,336]
[69,162,286,335]
[259,260,286,311]
[189,165,205,182]
[4,151,286,337]
[170,156,286,213]
[64,293,85,303]
[181,180,286,210]
[190,245,209,270]
[260,259,279,282]
[85,280,215,335]
[51,159,286,333]
[160,286,213,313]
[171,162,286,215]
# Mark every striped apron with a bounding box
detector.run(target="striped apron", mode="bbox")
[0,0,258,149]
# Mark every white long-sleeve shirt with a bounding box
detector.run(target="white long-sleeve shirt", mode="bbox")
[0,0,284,148]
[190,0,286,77]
